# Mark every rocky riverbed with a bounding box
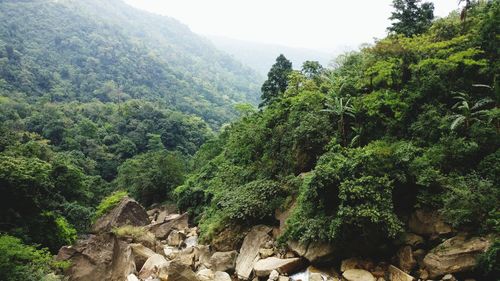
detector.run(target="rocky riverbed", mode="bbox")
[55,197,492,281]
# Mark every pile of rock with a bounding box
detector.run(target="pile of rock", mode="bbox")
[57,199,492,281]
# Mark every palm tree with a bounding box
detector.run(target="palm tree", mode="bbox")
[323,96,356,146]
[449,92,493,131]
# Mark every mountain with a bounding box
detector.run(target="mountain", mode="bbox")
[0,0,262,127]
[207,35,348,75]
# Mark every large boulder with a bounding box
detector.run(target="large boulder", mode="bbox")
[138,254,169,279]
[253,257,303,277]
[210,250,238,272]
[92,197,149,233]
[147,213,189,239]
[423,234,492,278]
[61,234,136,281]
[129,243,156,270]
[396,246,416,273]
[235,225,273,280]
[214,271,232,281]
[342,269,375,281]
[160,260,200,281]
[287,240,335,264]
[408,209,452,238]
[388,265,415,281]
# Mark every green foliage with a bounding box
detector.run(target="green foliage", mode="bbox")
[0,235,53,281]
[477,239,500,280]
[0,0,261,128]
[260,54,293,106]
[440,174,499,232]
[93,191,128,222]
[388,0,434,37]
[112,225,148,240]
[116,151,186,206]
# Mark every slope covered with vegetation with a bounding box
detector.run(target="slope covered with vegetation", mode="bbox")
[0,0,260,272]
[177,0,499,271]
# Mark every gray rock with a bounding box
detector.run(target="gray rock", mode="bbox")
[423,234,491,278]
[343,269,375,281]
[253,257,303,277]
[235,225,273,280]
[210,250,238,272]
[91,197,149,234]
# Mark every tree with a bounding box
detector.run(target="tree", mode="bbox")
[449,92,493,131]
[323,97,356,146]
[388,0,434,37]
[260,54,293,107]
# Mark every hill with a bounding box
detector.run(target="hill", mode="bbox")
[0,0,261,127]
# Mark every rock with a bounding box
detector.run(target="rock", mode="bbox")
[397,246,416,273]
[160,260,200,281]
[164,245,181,259]
[388,265,414,281]
[167,230,187,246]
[253,257,303,277]
[288,240,335,264]
[56,246,77,261]
[210,250,238,272]
[156,210,168,223]
[138,254,169,279]
[442,274,457,281]
[342,269,376,281]
[260,247,275,259]
[129,243,156,270]
[423,235,491,278]
[340,258,373,272]
[194,245,213,269]
[400,233,425,248]
[147,213,189,239]
[185,235,198,247]
[212,225,248,251]
[91,197,149,233]
[173,246,197,268]
[214,271,232,281]
[235,225,273,280]
[63,233,136,281]
[278,277,290,281]
[127,274,140,281]
[408,209,452,238]
[197,268,214,281]
[310,272,323,281]
[268,270,280,280]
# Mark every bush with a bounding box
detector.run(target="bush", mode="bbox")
[0,235,53,281]
[441,174,499,232]
[93,190,128,222]
[115,151,186,206]
[198,179,285,242]
[112,225,147,239]
[477,239,500,280]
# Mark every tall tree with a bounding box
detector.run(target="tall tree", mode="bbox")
[388,0,434,37]
[260,54,293,107]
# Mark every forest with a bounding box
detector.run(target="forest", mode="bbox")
[0,0,499,281]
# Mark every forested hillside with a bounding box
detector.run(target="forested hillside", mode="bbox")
[177,1,499,277]
[0,0,499,280]
[0,0,260,278]
[0,0,261,126]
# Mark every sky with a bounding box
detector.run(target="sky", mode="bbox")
[124,0,463,51]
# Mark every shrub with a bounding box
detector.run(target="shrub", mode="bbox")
[92,190,128,222]
[0,235,53,281]
[477,239,500,280]
[441,174,499,232]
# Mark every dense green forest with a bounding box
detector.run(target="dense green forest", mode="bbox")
[176,0,499,275]
[0,0,260,279]
[0,0,499,280]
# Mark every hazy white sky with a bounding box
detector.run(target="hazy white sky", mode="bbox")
[124,0,463,51]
